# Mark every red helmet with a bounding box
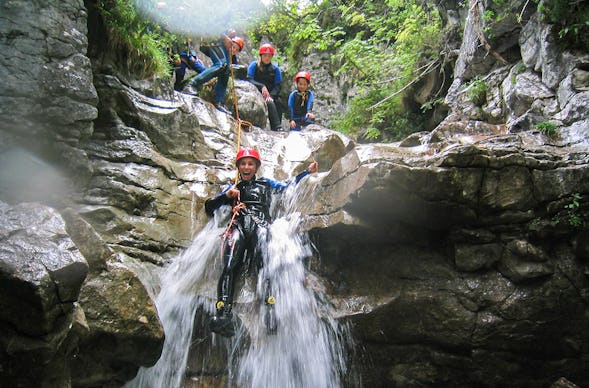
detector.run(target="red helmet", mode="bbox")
[231,36,245,51]
[259,43,275,55]
[235,148,261,165]
[294,71,311,84]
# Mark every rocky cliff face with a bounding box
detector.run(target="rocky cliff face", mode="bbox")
[0,0,588,387]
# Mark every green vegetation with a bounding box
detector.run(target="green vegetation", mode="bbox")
[563,193,585,228]
[92,0,587,141]
[534,121,559,139]
[96,0,175,78]
[514,63,527,74]
[251,0,443,141]
[537,0,589,51]
[467,79,488,107]
[530,193,586,233]
[481,0,511,39]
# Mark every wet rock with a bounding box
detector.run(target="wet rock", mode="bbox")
[1,0,589,387]
[0,200,88,387]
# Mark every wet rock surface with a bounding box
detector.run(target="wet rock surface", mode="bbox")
[1,0,588,387]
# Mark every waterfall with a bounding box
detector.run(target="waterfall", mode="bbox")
[126,177,357,388]
[125,218,223,388]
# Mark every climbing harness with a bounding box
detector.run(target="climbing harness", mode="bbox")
[221,192,241,241]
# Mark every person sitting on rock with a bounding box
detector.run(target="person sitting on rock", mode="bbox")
[172,46,206,91]
[247,43,284,131]
[288,71,316,131]
[204,148,318,337]
[184,32,245,114]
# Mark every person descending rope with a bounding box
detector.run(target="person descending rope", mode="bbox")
[204,148,318,337]
[182,33,245,114]
[288,71,316,131]
[247,43,284,131]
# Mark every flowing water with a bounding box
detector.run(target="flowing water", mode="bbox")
[126,177,357,388]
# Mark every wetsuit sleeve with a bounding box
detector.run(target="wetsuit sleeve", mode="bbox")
[288,91,296,120]
[204,186,233,216]
[307,91,314,113]
[265,170,311,192]
[265,178,289,191]
[246,61,257,80]
[270,66,282,96]
[294,170,310,184]
[247,61,266,91]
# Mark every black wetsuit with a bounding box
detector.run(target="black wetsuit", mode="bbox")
[205,172,309,308]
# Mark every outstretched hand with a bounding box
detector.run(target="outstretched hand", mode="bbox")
[308,161,318,173]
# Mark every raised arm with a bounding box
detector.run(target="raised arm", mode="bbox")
[267,161,319,191]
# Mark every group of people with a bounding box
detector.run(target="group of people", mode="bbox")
[170,33,316,131]
[169,32,321,338]
[246,43,316,131]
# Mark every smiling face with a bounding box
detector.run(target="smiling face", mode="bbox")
[237,157,259,180]
[260,53,273,65]
[296,78,309,92]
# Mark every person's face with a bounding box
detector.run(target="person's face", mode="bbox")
[296,78,309,91]
[260,53,273,64]
[230,42,241,55]
[237,157,258,180]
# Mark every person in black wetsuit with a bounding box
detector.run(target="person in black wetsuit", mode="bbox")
[204,148,318,337]
[247,44,284,131]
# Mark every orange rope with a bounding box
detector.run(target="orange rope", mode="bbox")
[224,57,243,238]
[228,57,254,185]
[221,193,240,240]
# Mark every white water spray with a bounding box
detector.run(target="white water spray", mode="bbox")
[125,218,223,388]
[127,177,357,387]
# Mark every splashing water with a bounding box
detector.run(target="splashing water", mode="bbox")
[237,214,346,388]
[125,218,223,388]
[127,178,356,387]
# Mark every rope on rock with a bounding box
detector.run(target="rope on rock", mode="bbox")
[228,60,253,185]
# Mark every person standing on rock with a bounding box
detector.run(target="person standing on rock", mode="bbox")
[204,148,318,337]
[247,43,284,131]
[288,71,316,131]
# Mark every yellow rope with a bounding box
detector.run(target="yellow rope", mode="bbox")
[228,56,255,185]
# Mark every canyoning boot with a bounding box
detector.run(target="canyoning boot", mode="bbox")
[265,295,277,335]
[210,301,235,337]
